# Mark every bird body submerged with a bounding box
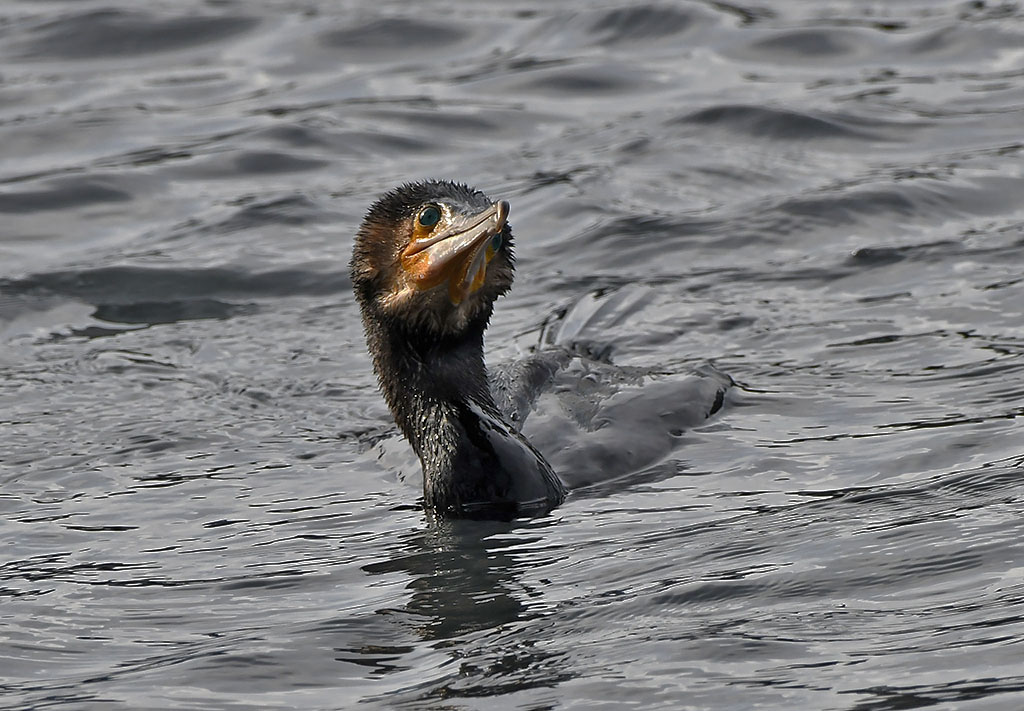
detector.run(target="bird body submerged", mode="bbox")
[350,180,566,519]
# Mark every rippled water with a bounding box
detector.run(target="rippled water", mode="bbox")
[2,1,1023,709]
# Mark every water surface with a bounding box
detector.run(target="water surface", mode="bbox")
[1,1,1023,709]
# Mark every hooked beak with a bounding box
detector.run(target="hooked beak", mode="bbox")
[401,200,509,304]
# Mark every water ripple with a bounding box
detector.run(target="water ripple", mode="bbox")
[2,0,1023,709]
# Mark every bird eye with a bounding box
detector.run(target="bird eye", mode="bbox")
[418,205,441,228]
[489,233,502,252]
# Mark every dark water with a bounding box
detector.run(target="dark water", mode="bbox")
[2,1,1023,709]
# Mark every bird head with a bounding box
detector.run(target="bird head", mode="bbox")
[350,180,515,338]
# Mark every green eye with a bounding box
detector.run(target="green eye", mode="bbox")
[418,205,441,228]
[489,233,502,251]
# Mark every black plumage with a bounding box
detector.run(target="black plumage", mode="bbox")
[350,180,567,519]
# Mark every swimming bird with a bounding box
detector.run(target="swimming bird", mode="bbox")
[350,180,567,519]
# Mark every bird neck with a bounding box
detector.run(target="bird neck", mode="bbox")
[364,314,565,518]
[369,320,494,459]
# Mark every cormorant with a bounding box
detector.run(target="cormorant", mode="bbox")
[350,180,567,519]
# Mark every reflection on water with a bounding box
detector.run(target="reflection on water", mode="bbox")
[360,518,575,702]
[1,0,1023,709]
[366,520,537,641]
